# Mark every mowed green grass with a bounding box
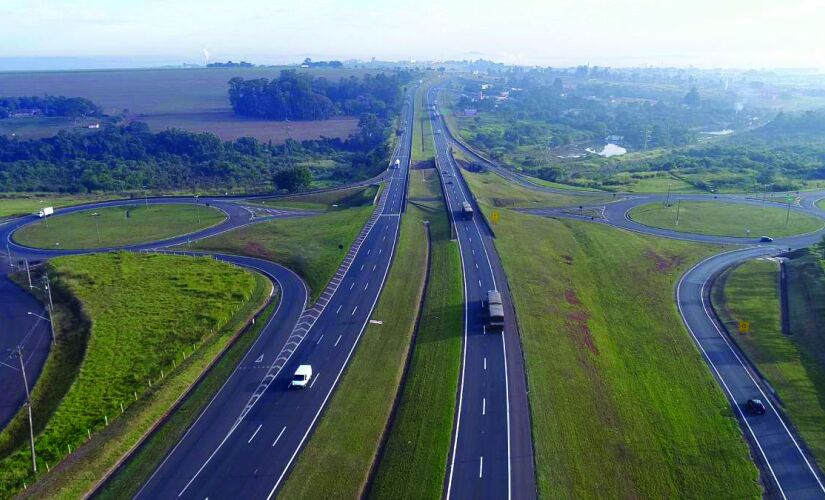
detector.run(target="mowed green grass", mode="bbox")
[0,252,265,497]
[368,202,463,499]
[253,184,379,211]
[463,169,611,209]
[14,203,225,249]
[0,194,121,218]
[629,200,824,237]
[483,206,761,497]
[817,198,825,211]
[189,206,373,302]
[713,257,825,469]
[279,203,430,499]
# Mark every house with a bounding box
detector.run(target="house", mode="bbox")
[87,123,100,129]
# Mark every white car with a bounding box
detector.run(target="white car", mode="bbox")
[290,364,313,389]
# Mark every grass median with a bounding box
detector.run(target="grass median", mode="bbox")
[187,205,373,303]
[712,255,825,469]
[0,252,269,498]
[14,203,225,249]
[251,184,379,211]
[629,200,824,238]
[0,194,122,219]
[278,202,430,498]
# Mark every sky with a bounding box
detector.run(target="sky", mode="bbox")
[1,0,824,70]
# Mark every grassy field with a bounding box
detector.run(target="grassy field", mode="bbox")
[482,207,761,497]
[252,184,379,211]
[278,202,430,499]
[0,116,102,139]
[98,296,278,498]
[0,66,383,141]
[188,205,373,302]
[0,194,122,218]
[712,256,825,469]
[136,113,359,142]
[0,252,267,497]
[462,168,611,208]
[629,201,824,238]
[818,198,825,211]
[14,203,225,249]
[368,200,462,499]
[0,67,383,115]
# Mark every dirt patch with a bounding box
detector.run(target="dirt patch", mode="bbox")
[242,241,273,260]
[566,309,599,356]
[564,288,581,306]
[645,250,685,272]
[562,255,574,265]
[412,159,435,170]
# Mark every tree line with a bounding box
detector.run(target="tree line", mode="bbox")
[0,96,102,119]
[228,70,413,120]
[0,115,391,193]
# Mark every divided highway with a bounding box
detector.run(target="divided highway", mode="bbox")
[428,88,536,500]
[134,93,413,498]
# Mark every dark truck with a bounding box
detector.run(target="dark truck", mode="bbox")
[487,289,505,331]
[461,201,474,220]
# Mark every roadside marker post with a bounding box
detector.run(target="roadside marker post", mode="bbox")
[738,320,750,334]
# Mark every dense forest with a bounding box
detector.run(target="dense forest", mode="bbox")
[228,70,413,120]
[0,96,102,119]
[0,114,391,193]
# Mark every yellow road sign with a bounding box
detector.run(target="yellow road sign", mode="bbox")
[491,210,500,225]
[738,320,750,334]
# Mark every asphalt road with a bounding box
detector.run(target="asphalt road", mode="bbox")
[429,89,536,500]
[134,92,414,498]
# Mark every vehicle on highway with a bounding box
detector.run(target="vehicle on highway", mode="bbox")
[435,129,441,134]
[394,158,401,168]
[759,236,774,242]
[747,398,766,415]
[461,201,474,219]
[487,289,505,331]
[36,206,54,218]
[291,364,313,389]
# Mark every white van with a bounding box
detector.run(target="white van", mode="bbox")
[290,364,313,388]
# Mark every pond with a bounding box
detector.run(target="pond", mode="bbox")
[587,143,627,157]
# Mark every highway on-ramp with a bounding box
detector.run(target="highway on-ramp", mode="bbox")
[429,88,537,500]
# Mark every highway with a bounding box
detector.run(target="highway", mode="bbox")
[428,88,536,500]
[431,83,825,497]
[133,92,413,498]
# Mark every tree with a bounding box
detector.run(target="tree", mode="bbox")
[815,235,825,260]
[273,164,312,192]
[552,77,564,93]
[684,86,700,107]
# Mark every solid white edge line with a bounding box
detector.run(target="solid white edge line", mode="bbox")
[265,131,409,499]
[137,262,295,498]
[435,89,510,498]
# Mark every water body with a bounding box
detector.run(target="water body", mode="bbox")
[586,143,627,157]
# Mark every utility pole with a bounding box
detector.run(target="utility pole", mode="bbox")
[786,196,791,225]
[665,182,672,207]
[11,346,37,473]
[194,195,201,225]
[45,278,55,346]
[143,185,149,209]
[675,199,681,226]
[25,259,32,288]
[7,244,14,272]
[91,213,101,245]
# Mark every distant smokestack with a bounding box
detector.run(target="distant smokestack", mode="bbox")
[202,48,211,65]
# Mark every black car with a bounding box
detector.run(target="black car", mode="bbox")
[759,236,774,243]
[747,398,766,415]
